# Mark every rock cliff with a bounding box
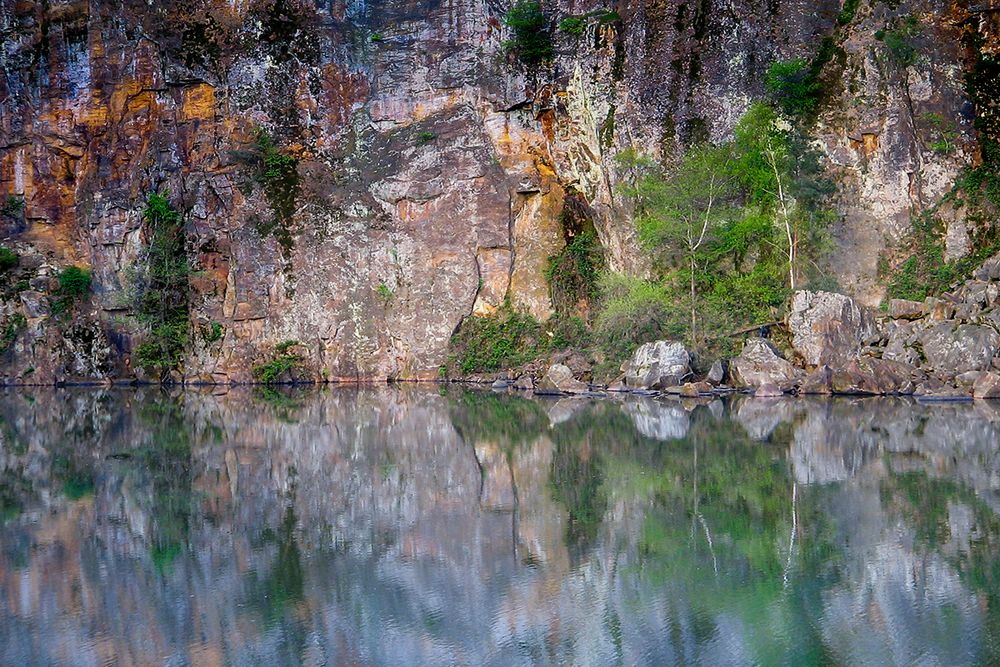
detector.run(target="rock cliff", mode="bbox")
[0,0,995,382]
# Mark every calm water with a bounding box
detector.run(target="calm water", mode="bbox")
[1,387,1000,666]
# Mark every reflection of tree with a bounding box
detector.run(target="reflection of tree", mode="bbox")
[609,405,838,664]
[881,470,1000,664]
[447,389,548,453]
[246,503,305,626]
[133,396,194,571]
[549,412,611,553]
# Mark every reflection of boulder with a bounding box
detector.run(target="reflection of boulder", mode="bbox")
[732,396,798,441]
[622,399,690,440]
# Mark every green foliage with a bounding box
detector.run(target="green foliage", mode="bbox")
[921,112,958,155]
[134,192,190,376]
[253,340,306,384]
[592,274,682,369]
[449,304,546,375]
[414,130,436,145]
[58,266,91,298]
[885,214,1000,302]
[558,16,587,36]
[836,0,860,25]
[766,59,820,117]
[375,282,393,303]
[203,321,224,343]
[233,128,300,252]
[877,16,921,67]
[545,230,605,314]
[1,196,23,218]
[503,1,553,66]
[370,32,383,42]
[0,313,26,354]
[0,247,18,272]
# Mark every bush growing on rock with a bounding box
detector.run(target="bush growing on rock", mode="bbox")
[0,247,17,273]
[58,266,91,298]
[503,1,553,66]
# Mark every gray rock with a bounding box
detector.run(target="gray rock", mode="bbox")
[787,291,877,366]
[974,372,1000,399]
[537,364,588,395]
[512,375,534,391]
[707,359,726,385]
[831,358,918,395]
[729,338,802,390]
[621,340,691,390]
[755,383,785,397]
[889,299,925,320]
[800,365,833,395]
[918,323,1000,374]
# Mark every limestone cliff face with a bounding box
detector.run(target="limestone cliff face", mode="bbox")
[0,0,993,382]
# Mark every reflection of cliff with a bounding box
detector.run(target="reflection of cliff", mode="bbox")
[2,389,1000,664]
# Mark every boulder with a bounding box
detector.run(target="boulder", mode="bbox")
[974,372,1000,399]
[729,338,801,390]
[787,291,878,366]
[800,365,833,395]
[679,381,713,397]
[755,383,785,397]
[707,359,726,385]
[512,375,534,391]
[889,299,925,320]
[621,340,691,390]
[918,323,1000,374]
[974,255,1000,282]
[537,364,588,395]
[830,358,917,395]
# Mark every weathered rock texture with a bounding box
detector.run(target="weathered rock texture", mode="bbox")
[0,0,994,382]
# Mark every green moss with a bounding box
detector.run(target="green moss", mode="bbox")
[254,340,306,384]
[878,16,921,67]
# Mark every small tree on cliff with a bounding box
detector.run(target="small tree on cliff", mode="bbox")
[134,192,191,377]
[503,1,553,66]
[620,145,737,346]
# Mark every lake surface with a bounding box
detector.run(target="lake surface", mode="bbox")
[1,387,1000,666]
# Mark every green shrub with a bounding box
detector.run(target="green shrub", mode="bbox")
[558,16,587,36]
[0,247,17,272]
[449,305,545,375]
[0,313,26,354]
[878,16,921,67]
[415,130,436,145]
[134,192,190,376]
[253,340,306,384]
[545,230,605,315]
[1,196,23,218]
[884,214,1000,302]
[58,266,91,298]
[376,282,393,303]
[503,1,553,66]
[592,274,682,371]
[766,59,820,116]
[203,321,224,343]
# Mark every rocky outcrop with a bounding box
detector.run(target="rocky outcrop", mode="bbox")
[729,338,802,391]
[0,0,992,383]
[620,340,690,390]
[787,291,877,367]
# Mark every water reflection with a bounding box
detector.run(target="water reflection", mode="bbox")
[1,387,1000,665]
